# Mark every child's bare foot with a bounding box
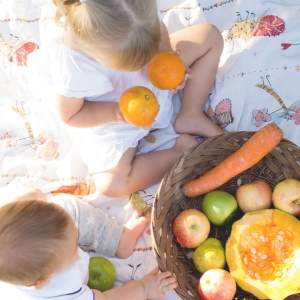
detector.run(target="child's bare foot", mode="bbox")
[116,211,149,258]
[174,134,198,154]
[175,112,223,137]
[141,270,177,299]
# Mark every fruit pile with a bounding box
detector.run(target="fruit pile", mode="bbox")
[171,124,300,300]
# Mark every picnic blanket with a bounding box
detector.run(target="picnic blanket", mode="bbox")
[0,0,299,299]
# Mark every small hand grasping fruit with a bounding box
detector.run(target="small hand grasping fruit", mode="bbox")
[147,52,186,90]
[119,86,159,128]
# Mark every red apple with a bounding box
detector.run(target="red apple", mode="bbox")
[198,269,236,300]
[173,209,210,248]
[272,179,300,216]
[236,180,272,212]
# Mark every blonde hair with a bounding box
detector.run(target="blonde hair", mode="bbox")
[0,200,71,285]
[54,0,161,71]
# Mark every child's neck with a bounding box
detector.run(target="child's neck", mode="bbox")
[63,31,79,52]
[63,31,99,63]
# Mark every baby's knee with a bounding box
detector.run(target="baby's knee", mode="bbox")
[197,23,224,51]
[207,24,224,51]
[95,172,132,198]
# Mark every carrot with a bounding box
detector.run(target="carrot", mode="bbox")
[183,123,283,197]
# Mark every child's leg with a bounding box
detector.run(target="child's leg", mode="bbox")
[116,211,149,258]
[93,134,197,197]
[171,24,224,137]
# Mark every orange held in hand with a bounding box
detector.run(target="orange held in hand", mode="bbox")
[147,52,186,90]
[119,86,159,128]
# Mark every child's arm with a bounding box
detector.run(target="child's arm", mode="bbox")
[56,96,122,128]
[93,281,145,300]
[51,196,148,258]
[93,271,177,300]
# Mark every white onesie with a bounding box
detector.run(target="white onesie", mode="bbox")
[17,249,93,300]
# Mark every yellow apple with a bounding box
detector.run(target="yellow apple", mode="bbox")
[236,180,272,212]
[272,179,300,216]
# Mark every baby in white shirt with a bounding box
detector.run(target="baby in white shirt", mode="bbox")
[0,190,177,300]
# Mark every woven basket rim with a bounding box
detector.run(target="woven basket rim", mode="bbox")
[152,131,300,300]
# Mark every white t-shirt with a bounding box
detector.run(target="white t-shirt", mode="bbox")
[35,19,176,173]
[16,249,93,300]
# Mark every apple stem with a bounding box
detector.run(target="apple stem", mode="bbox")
[294,199,300,205]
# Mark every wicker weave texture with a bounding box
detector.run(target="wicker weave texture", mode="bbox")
[152,132,300,300]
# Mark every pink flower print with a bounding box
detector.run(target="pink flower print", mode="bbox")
[291,106,300,125]
[252,108,271,127]
[214,98,234,129]
[10,41,39,66]
[281,42,300,50]
[281,43,292,50]
[215,98,231,114]
[252,15,285,37]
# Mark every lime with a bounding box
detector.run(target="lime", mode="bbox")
[88,257,116,291]
[202,191,237,226]
[192,238,225,273]
[200,237,223,248]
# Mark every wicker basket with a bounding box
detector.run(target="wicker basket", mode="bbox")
[152,131,300,300]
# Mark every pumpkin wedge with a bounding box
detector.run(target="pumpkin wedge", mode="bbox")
[226,209,300,300]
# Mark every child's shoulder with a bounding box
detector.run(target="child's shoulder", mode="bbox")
[43,42,114,98]
[16,249,93,300]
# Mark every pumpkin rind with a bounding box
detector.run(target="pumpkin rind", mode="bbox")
[226,209,300,300]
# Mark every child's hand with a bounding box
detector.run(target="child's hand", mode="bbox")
[115,105,126,123]
[171,68,192,93]
[141,270,177,299]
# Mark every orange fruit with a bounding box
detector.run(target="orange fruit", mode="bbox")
[147,52,186,90]
[119,86,159,128]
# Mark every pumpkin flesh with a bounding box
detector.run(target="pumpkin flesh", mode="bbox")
[226,209,300,300]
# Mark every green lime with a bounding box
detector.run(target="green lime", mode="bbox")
[202,191,238,226]
[200,237,223,248]
[88,257,116,291]
[192,238,225,273]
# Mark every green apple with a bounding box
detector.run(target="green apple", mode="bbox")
[88,257,116,291]
[202,191,237,225]
[192,238,225,273]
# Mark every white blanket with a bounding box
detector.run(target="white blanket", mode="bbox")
[0,0,299,299]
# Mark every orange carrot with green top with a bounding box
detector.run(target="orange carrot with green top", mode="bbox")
[183,123,283,197]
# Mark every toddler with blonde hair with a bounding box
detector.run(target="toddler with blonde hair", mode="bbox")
[0,191,177,300]
[44,0,223,197]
